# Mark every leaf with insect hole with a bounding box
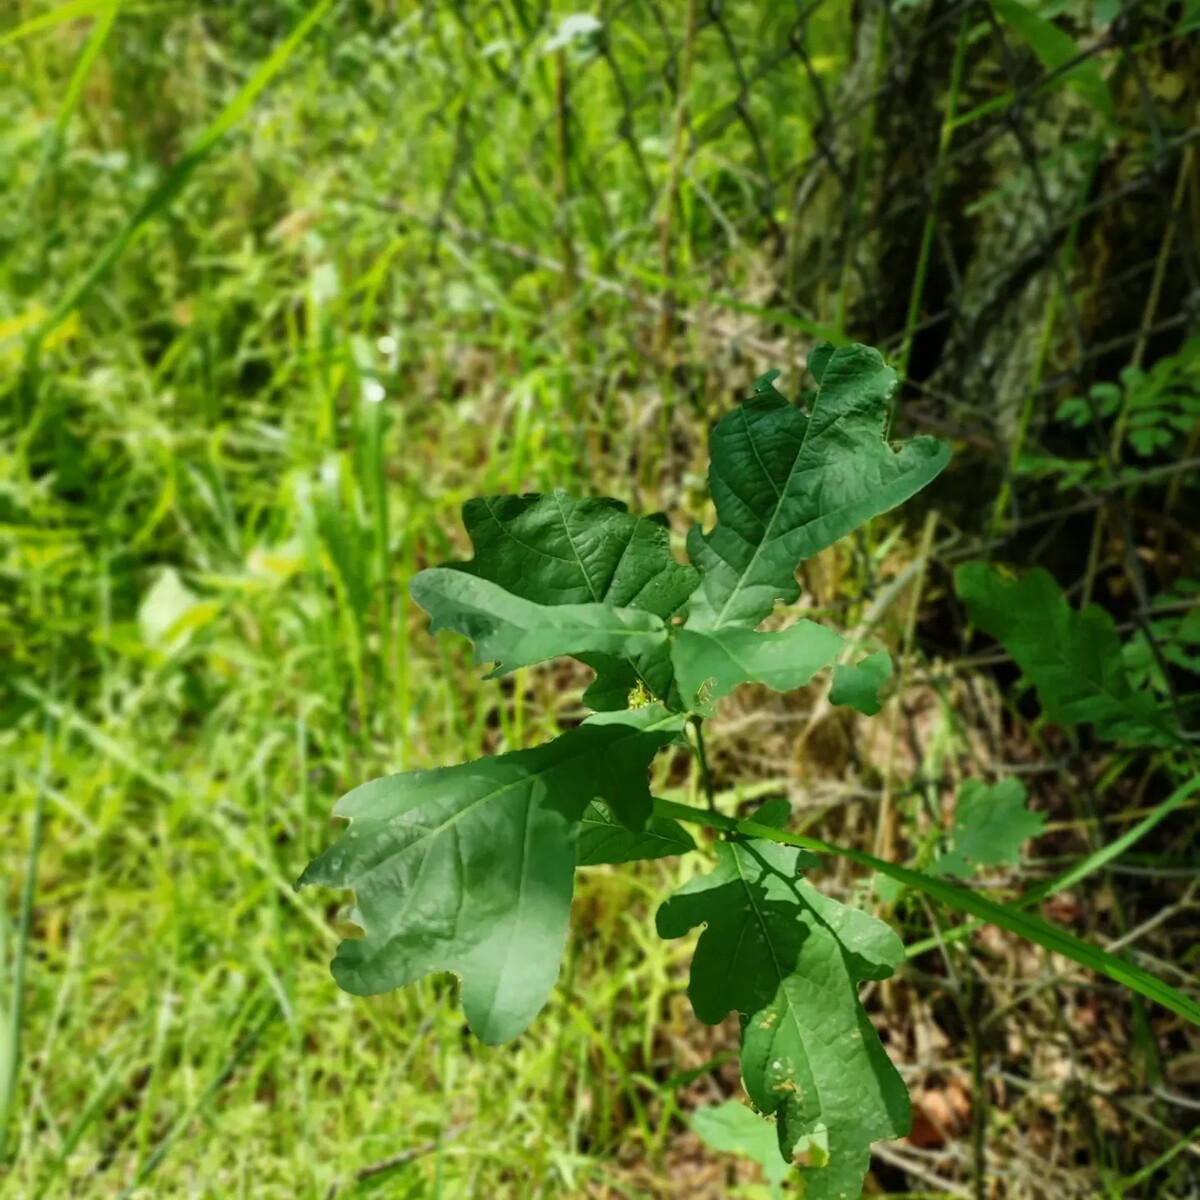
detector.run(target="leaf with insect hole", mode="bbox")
[685,344,949,632]
[657,810,910,1189]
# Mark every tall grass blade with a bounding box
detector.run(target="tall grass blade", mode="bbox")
[19,1,121,225]
[990,0,1114,118]
[654,797,1200,1027]
[0,719,53,1163]
[0,0,116,49]
[113,992,278,1200]
[34,0,337,344]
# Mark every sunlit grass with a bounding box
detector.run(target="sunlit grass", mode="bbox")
[0,2,859,1194]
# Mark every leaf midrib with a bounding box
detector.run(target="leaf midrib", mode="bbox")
[710,364,877,629]
[481,496,575,567]
[554,490,602,602]
[343,725,651,891]
[683,631,761,697]
[740,406,783,501]
[459,601,667,641]
[730,847,823,1130]
[474,779,538,1032]
[732,847,787,984]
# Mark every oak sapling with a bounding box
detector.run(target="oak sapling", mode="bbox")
[299,342,946,1195]
[303,342,1196,1195]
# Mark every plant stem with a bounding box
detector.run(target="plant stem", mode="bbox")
[688,716,716,811]
[657,0,699,359]
[966,969,988,1200]
[0,717,52,1163]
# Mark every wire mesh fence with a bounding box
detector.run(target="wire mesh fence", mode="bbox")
[355,9,1200,1188]
[360,0,1199,679]
[376,1,1197,386]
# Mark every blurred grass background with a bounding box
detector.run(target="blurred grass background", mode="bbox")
[2,1,1199,1197]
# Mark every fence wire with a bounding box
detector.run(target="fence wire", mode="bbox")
[363,0,1198,629]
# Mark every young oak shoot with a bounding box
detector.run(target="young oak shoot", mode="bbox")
[299,342,953,1195]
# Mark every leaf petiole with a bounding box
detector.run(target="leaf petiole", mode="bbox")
[686,716,717,811]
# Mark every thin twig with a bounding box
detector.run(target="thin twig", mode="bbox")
[325,1125,467,1199]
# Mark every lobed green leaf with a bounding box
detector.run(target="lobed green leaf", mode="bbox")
[657,821,911,1188]
[297,719,677,1043]
[576,802,696,865]
[692,1102,793,1200]
[685,345,950,632]
[672,621,891,715]
[933,778,1046,878]
[955,564,1181,746]
[410,567,667,677]
[829,650,893,717]
[653,798,1200,1029]
[453,491,697,703]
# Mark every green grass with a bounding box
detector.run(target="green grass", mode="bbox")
[4,2,1199,1197]
[0,336,719,1197]
[0,2,857,1195]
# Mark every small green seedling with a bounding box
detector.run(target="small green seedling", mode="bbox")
[298,343,945,1197]
[298,343,1200,1196]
